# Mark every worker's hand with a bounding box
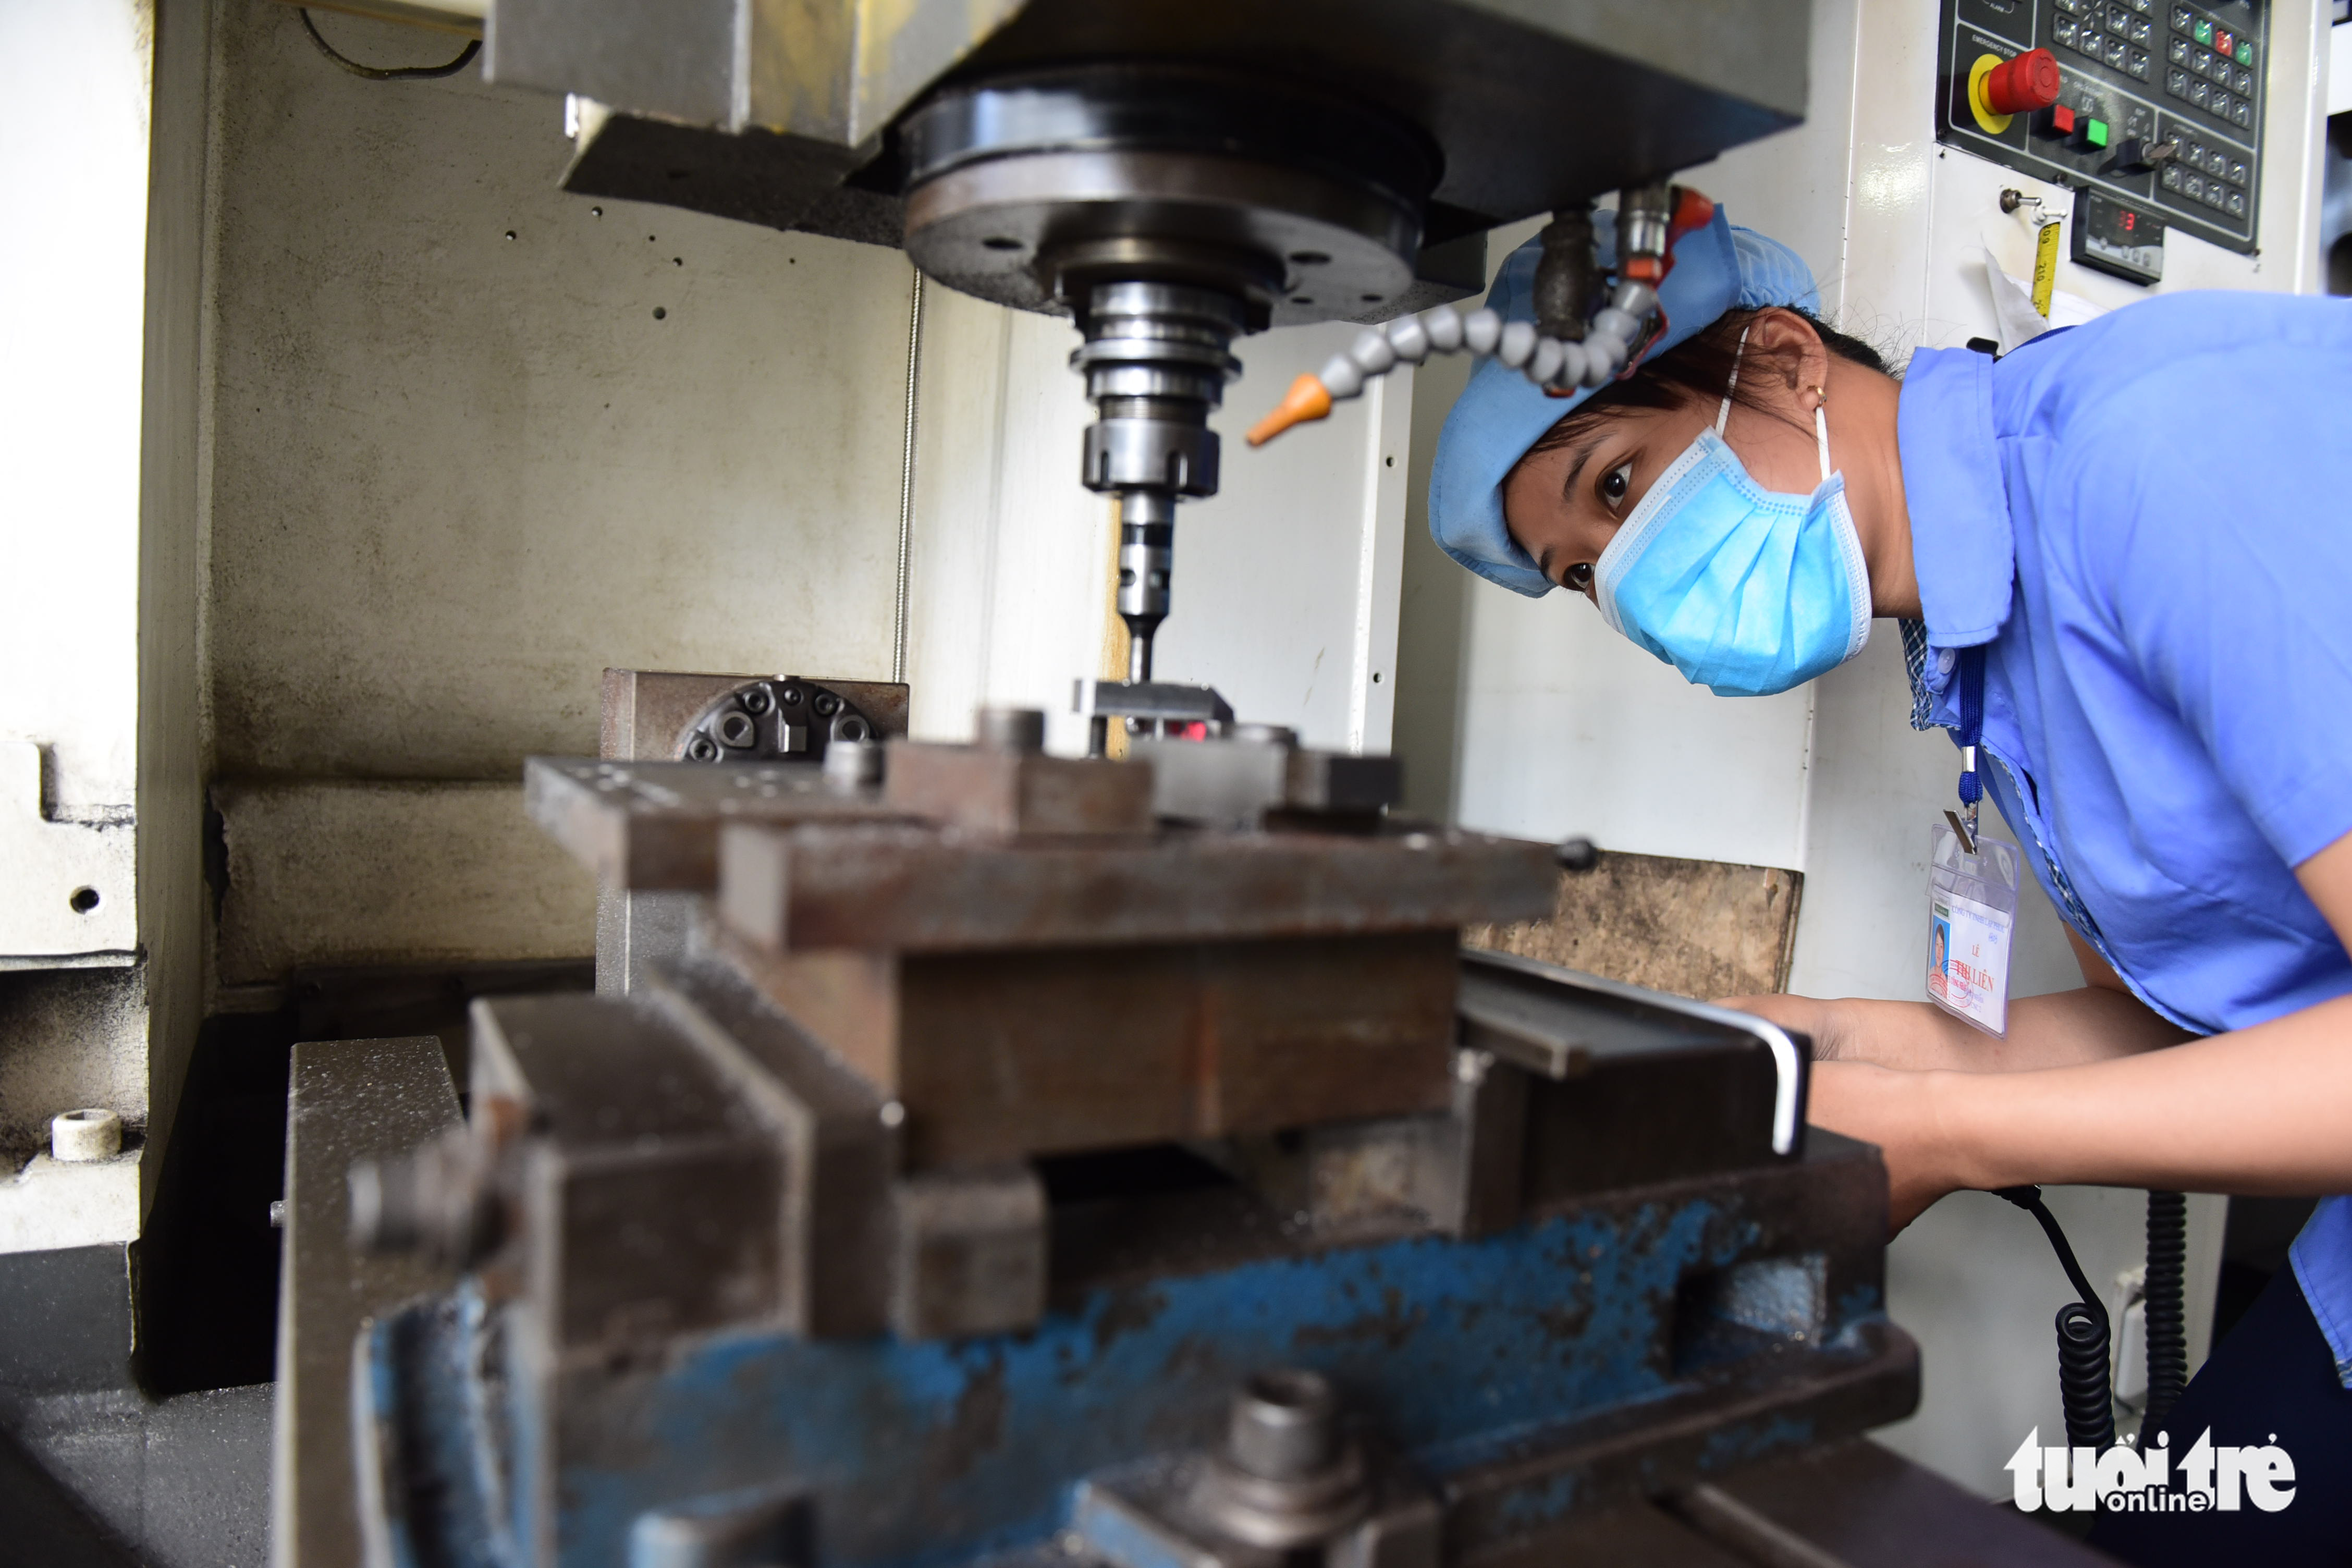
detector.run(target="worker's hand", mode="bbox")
[1804,1059,1965,1234]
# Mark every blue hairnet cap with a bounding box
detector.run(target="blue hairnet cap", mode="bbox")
[1428,208,1820,596]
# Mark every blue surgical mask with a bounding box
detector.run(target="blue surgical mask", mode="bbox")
[1591,352,1871,699]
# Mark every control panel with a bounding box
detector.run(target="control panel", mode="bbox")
[1937,0,2268,259]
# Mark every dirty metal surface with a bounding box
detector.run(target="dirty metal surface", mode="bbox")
[474,995,788,1352]
[641,960,898,1338]
[728,931,1460,1168]
[528,757,912,892]
[600,670,910,763]
[718,823,1556,953]
[273,1036,460,1568]
[367,1131,1912,1568]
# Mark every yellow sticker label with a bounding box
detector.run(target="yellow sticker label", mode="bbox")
[2031,220,2062,320]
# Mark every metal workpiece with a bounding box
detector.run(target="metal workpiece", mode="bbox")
[528,756,911,895]
[881,737,1157,838]
[723,931,1462,1170]
[715,820,1555,954]
[1131,733,1402,829]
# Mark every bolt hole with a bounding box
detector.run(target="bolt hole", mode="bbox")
[1290,296,1314,305]
[591,206,603,216]
[1361,293,1382,303]
[1288,251,1331,265]
[1385,455,1395,467]
[69,887,100,914]
[982,236,1024,251]
[687,737,718,762]
[742,688,774,715]
[503,230,516,241]
[717,712,757,748]
[652,307,667,320]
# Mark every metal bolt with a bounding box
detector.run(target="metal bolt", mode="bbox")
[1555,837,1600,873]
[777,683,805,706]
[976,706,1047,753]
[742,687,774,715]
[687,736,719,762]
[1228,1369,1341,1481]
[811,692,842,718]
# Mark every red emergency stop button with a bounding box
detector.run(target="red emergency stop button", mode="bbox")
[1984,48,2063,115]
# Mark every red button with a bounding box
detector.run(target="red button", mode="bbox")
[2214,29,2234,54]
[2050,104,2077,134]
[1985,47,2064,115]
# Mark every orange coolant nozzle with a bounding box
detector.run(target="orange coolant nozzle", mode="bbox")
[1246,373,1334,447]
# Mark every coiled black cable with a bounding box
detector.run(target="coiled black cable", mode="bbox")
[1996,1184,2115,1451]
[2056,1301,2117,1451]
[2142,1190,2189,1436]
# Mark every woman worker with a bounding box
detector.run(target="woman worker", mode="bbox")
[1425,211,2352,1564]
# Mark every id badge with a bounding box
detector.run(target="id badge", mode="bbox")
[1927,822,2021,1036]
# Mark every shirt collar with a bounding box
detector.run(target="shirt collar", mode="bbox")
[1897,346,2015,649]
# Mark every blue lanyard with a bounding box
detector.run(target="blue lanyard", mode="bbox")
[1956,645,1986,844]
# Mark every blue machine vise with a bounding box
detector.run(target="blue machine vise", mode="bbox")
[342,737,1914,1568]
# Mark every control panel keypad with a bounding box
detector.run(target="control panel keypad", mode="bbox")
[1939,0,2263,256]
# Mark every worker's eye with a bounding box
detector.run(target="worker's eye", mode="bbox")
[1563,562,1594,591]
[1598,459,1635,512]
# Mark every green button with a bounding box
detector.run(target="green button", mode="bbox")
[2194,18,2212,43]
[2085,117,2110,148]
[2237,40,2253,64]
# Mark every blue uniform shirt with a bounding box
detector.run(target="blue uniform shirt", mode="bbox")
[1895,292,2352,1382]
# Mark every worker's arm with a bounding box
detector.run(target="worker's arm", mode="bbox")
[1725,926,2190,1072]
[1802,830,2352,1229]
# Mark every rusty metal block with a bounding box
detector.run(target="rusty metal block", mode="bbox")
[891,1167,1047,1340]
[528,757,910,892]
[717,823,1556,954]
[724,930,1461,1170]
[883,740,1154,838]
